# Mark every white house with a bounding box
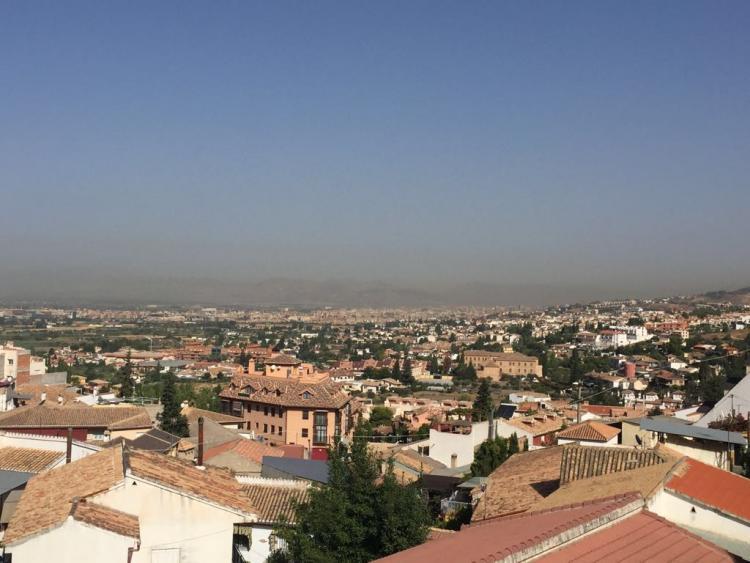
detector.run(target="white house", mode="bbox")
[5,444,257,563]
[556,421,620,447]
[647,458,750,560]
[235,478,310,563]
[693,374,750,428]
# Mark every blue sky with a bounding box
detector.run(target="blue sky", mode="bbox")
[2,1,749,304]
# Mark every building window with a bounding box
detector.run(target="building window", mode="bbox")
[313,411,328,445]
[232,401,243,416]
[264,406,268,416]
[264,424,268,434]
[271,425,275,434]
[278,426,283,436]
[302,428,308,438]
[302,409,309,420]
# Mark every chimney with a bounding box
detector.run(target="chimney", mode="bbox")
[197,416,204,467]
[40,392,47,404]
[66,427,73,464]
[57,395,64,405]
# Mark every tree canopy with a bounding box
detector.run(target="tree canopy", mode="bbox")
[271,427,431,562]
[157,372,189,437]
[472,378,493,422]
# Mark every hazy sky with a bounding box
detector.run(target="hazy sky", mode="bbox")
[2,1,749,305]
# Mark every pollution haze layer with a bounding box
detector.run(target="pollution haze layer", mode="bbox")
[0,270,747,309]
[1,2,749,305]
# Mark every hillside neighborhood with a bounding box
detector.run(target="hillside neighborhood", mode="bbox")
[0,297,748,561]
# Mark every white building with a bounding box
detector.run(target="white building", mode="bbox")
[5,444,257,563]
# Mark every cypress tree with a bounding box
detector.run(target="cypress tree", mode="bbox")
[158,372,188,437]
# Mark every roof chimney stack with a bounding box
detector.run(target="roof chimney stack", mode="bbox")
[197,416,204,467]
[66,427,73,464]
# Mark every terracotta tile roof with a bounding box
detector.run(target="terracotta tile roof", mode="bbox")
[377,494,642,562]
[666,457,750,524]
[219,374,350,409]
[71,499,140,539]
[4,446,124,545]
[182,406,245,425]
[241,482,309,524]
[392,449,446,474]
[472,446,563,522]
[559,445,668,485]
[557,421,621,442]
[537,510,734,562]
[0,446,64,473]
[204,438,285,466]
[534,457,681,511]
[266,354,302,366]
[503,414,564,437]
[15,383,80,405]
[127,448,255,516]
[0,404,152,430]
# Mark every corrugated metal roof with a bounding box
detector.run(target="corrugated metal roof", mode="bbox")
[640,417,747,445]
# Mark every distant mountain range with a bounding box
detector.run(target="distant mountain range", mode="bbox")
[0,273,618,308]
[690,286,750,305]
[2,271,748,308]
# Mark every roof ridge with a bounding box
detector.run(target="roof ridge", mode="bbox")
[468,492,642,527]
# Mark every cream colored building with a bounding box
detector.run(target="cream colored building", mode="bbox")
[464,350,543,380]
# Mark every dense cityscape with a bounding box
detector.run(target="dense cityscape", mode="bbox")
[0,289,748,561]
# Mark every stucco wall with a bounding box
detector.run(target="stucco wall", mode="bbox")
[648,489,750,556]
[8,516,136,563]
[93,475,253,563]
[558,435,618,447]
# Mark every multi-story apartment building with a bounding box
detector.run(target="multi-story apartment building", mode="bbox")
[219,374,353,460]
[0,342,32,386]
[463,350,543,380]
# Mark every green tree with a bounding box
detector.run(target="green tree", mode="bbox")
[569,348,584,383]
[113,351,134,398]
[666,333,684,357]
[271,427,430,562]
[391,360,401,382]
[700,367,726,406]
[157,372,189,437]
[471,436,511,477]
[472,378,493,422]
[369,406,394,428]
[400,357,414,385]
[428,355,440,374]
[508,432,520,455]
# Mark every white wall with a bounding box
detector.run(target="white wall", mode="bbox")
[558,435,618,447]
[648,489,750,557]
[8,516,137,563]
[427,429,475,468]
[93,475,254,563]
[0,431,101,463]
